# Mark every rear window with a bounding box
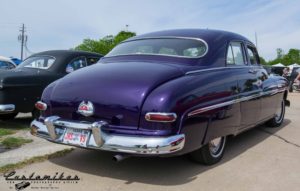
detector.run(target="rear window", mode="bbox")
[106,38,208,58]
[17,56,55,70]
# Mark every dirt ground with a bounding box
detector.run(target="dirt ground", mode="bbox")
[0,93,299,191]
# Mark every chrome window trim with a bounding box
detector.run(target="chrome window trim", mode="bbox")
[18,55,56,70]
[105,36,209,59]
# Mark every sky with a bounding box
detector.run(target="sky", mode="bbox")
[0,0,299,61]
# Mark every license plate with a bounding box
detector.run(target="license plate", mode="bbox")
[63,128,90,147]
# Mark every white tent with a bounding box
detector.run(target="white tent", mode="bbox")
[288,63,300,70]
[273,63,285,67]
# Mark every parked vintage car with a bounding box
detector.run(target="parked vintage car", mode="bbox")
[0,56,16,70]
[0,50,102,120]
[31,29,289,165]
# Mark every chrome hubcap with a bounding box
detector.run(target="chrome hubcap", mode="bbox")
[209,137,225,157]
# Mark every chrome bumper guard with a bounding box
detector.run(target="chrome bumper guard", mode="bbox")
[0,104,15,114]
[30,116,185,155]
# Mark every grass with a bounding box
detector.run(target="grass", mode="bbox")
[0,128,15,137]
[0,148,74,174]
[1,137,33,149]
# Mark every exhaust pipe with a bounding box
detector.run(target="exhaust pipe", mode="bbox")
[113,154,129,162]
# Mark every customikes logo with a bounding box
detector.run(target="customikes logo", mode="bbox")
[3,170,80,190]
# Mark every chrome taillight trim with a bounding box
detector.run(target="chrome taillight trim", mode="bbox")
[145,112,177,122]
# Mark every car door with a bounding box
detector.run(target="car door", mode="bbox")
[229,42,261,130]
[245,45,272,122]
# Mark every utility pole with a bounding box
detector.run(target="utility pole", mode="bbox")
[18,23,27,60]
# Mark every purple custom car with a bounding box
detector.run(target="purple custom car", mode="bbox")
[31,29,289,165]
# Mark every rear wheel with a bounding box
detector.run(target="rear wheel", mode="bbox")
[266,99,285,127]
[189,136,226,165]
[0,113,18,121]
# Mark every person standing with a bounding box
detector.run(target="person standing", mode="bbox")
[282,67,290,79]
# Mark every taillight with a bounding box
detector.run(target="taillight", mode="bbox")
[145,112,177,122]
[35,101,47,111]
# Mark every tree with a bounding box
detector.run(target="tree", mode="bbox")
[259,56,267,65]
[75,31,136,55]
[268,48,300,66]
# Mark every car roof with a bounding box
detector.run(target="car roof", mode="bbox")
[0,56,14,63]
[30,50,103,58]
[125,29,253,45]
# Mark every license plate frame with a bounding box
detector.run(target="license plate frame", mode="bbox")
[63,128,90,147]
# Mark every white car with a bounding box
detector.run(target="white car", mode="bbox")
[0,56,16,70]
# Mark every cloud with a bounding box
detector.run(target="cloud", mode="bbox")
[0,0,299,60]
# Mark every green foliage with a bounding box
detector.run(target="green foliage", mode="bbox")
[259,56,268,65]
[75,31,136,55]
[269,48,300,66]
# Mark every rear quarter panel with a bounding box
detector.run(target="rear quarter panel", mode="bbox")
[140,68,240,153]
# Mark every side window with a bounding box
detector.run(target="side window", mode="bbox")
[226,42,246,65]
[66,57,87,73]
[86,57,100,65]
[226,46,234,65]
[135,46,153,54]
[0,61,15,69]
[247,46,259,65]
[8,62,15,69]
[159,47,177,56]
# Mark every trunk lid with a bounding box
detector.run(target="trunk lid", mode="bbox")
[48,61,185,129]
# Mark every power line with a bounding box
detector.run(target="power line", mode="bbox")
[24,43,35,55]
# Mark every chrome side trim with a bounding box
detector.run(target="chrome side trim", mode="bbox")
[188,88,286,117]
[0,104,15,113]
[186,66,253,75]
[188,99,238,117]
[30,119,185,155]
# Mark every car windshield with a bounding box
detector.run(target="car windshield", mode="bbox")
[17,56,55,70]
[106,38,208,58]
[0,60,14,69]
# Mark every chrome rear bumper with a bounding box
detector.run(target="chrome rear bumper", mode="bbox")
[30,116,185,155]
[0,104,15,114]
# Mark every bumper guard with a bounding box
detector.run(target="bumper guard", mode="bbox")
[30,116,185,155]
